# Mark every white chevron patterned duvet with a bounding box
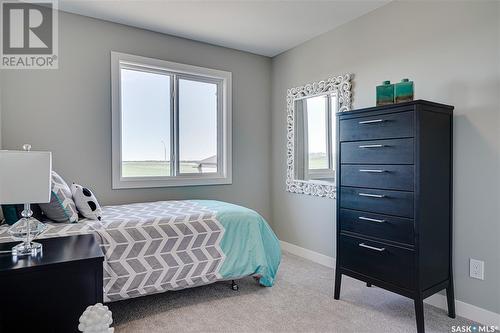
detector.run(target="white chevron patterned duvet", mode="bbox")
[0,201,227,302]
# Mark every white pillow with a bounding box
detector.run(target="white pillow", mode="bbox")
[71,184,103,221]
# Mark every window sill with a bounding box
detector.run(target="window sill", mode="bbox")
[112,175,232,189]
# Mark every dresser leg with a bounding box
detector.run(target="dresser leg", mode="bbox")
[446,280,456,318]
[366,282,372,287]
[414,297,425,333]
[334,269,342,300]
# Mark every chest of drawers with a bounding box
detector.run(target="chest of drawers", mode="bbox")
[333,100,454,333]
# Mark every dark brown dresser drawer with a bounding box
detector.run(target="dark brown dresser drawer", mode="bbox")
[339,111,414,142]
[339,234,414,289]
[340,164,414,191]
[340,187,414,218]
[339,208,414,245]
[340,138,414,164]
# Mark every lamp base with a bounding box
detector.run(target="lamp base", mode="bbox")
[12,241,43,256]
[7,204,47,257]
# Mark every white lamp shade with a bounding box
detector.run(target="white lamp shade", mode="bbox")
[0,150,52,204]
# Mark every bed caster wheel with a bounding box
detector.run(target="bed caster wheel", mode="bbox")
[231,280,239,291]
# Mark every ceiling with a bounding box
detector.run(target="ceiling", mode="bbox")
[57,0,389,57]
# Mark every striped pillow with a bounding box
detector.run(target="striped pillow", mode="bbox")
[39,171,79,223]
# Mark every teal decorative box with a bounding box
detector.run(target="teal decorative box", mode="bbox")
[376,80,394,106]
[395,78,414,103]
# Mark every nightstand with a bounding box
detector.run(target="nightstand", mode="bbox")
[0,234,104,333]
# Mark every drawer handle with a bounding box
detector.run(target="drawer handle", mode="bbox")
[358,193,386,198]
[359,119,385,124]
[359,243,386,252]
[359,169,386,173]
[358,144,385,148]
[358,216,386,223]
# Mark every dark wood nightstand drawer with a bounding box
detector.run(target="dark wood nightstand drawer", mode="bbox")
[340,187,414,218]
[0,235,104,333]
[340,164,414,191]
[339,111,414,142]
[340,138,414,165]
[339,234,414,289]
[339,208,414,245]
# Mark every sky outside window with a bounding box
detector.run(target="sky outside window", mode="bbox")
[120,68,219,176]
[179,78,218,173]
[121,68,171,177]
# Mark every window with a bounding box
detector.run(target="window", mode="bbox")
[303,94,336,181]
[306,96,329,170]
[112,52,232,188]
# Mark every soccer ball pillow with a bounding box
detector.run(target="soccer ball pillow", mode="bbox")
[71,184,103,221]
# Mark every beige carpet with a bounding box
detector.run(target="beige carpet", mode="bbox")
[109,252,476,332]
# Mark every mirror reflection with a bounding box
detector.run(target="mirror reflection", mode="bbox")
[294,93,338,183]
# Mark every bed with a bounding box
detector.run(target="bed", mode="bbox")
[0,200,281,302]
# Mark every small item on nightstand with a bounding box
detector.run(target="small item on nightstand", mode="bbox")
[376,80,394,106]
[395,78,414,103]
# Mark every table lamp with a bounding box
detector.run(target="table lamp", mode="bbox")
[0,144,52,256]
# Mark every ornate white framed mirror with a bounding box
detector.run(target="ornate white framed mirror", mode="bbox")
[286,74,352,198]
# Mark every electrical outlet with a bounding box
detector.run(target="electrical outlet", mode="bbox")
[470,258,484,280]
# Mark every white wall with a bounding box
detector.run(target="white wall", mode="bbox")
[0,11,272,219]
[271,1,500,314]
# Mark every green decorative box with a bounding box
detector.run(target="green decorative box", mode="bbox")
[395,78,414,103]
[376,80,394,106]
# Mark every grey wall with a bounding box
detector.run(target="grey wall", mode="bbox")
[271,1,500,314]
[0,11,272,219]
[1,0,499,315]
[0,84,2,149]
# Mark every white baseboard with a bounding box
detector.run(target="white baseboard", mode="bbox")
[280,240,335,268]
[279,240,500,326]
[424,293,500,327]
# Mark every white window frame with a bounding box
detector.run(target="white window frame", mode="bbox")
[111,52,232,189]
